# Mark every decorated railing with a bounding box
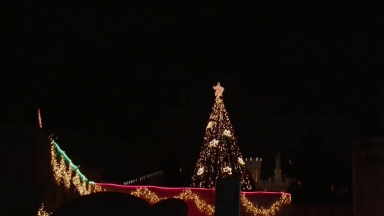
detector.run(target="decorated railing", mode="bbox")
[97,183,291,216]
[49,139,102,194]
[38,138,290,216]
[38,139,103,215]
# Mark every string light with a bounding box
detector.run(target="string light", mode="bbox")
[51,140,88,181]
[209,139,219,147]
[131,187,165,203]
[44,136,290,216]
[213,82,224,99]
[50,140,103,195]
[223,129,232,137]
[50,143,62,185]
[222,166,232,175]
[197,167,204,175]
[191,82,253,190]
[39,139,104,215]
[63,160,73,189]
[175,189,215,216]
[131,187,214,215]
[40,106,290,216]
[37,203,51,216]
[241,192,291,216]
[130,186,290,216]
[238,157,245,165]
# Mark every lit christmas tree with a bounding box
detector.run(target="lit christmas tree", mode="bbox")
[191,82,253,191]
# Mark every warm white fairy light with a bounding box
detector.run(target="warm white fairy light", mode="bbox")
[223,129,232,137]
[41,139,105,215]
[222,166,232,175]
[191,82,253,190]
[131,186,290,216]
[241,192,291,216]
[49,140,103,195]
[131,187,164,203]
[176,189,215,215]
[197,167,204,175]
[213,82,224,99]
[209,139,219,147]
[238,157,245,165]
[37,203,51,216]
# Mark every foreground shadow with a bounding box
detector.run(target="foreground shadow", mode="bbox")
[152,198,188,216]
[0,182,40,216]
[51,192,153,216]
[51,192,188,216]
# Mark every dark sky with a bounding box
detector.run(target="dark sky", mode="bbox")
[1,3,384,180]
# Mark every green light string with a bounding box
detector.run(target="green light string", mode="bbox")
[51,139,94,184]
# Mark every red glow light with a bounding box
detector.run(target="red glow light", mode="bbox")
[38,108,42,128]
[95,183,290,195]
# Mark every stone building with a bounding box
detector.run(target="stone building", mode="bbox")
[244,155,289,192]
[351,137,384,216]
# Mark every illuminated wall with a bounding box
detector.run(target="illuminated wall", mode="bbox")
[97,183,291,216]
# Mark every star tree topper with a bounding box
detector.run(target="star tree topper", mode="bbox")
[213,82,224,99]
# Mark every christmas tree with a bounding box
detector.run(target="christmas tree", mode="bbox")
[191,82,253,191]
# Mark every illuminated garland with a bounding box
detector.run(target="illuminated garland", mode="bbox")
[175,189,215,215]
[37,203,51,216]
[241,193,291,216]
[130,187,290,216]
[38,140,105,216]
[131,187,165,203]
[41,138,290,216]
[50,140,103,195]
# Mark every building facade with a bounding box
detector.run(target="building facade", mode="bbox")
[244,157,289,192]
[351,138,384,216]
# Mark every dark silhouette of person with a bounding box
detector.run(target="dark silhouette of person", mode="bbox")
[0,182,41,216]
[152,198,188,216]
[51,191,188,216]
[51,192,153,216]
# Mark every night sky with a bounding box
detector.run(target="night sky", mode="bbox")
[1,3,384,181]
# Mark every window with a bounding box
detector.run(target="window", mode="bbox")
[254,170,258,182]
